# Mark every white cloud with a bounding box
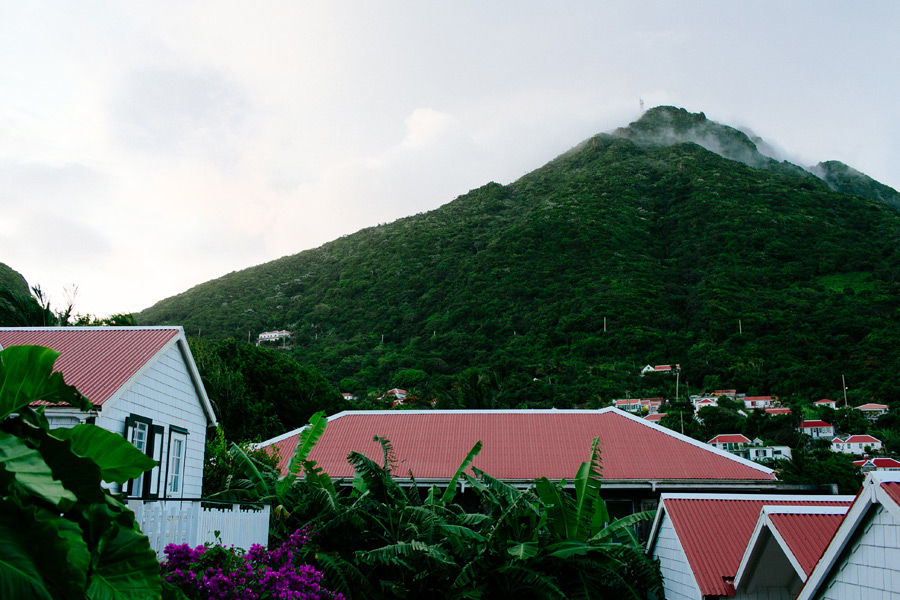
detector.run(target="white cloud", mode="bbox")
[1,1,898,317]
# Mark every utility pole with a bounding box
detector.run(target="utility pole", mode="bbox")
[842,374,848,407]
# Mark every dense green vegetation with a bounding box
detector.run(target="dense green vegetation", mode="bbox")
[189,338,348,444]
[134,107,900,413]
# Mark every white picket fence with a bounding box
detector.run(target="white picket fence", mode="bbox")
[127,499,270,558]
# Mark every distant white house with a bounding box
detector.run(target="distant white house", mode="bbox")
[831,434,882,455]
[742,396,777,410]
[854,402,889,419]
[708,433,752,451]
[799,420,834,440]
[853,457,900,472]
[814,398,837,410]
[640,364,680,376]
[614,397,663,414]
[257,330,291,344]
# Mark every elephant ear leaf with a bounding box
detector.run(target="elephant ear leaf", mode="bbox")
[0,346,91,420]
[53,425,156,484]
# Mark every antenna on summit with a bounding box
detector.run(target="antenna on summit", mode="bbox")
[639,98,645,112]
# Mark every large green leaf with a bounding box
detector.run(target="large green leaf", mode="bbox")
[534,477,576,541]
[440,440,482,505]
[53,424,156,484]
[0,500,53,600]
[0,345,90,420]
[86,522,161,600]
[286,410,328,475]
[0,431,77,508]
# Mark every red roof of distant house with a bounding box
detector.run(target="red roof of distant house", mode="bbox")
[842,435,881,444]
[854,458,900,469]
[658,495,854,597]
[855,403,888,410]
[708,434,751,444]
[260,409,776,482]
[765,408,792,414]
[696,398,716,404]
[814,399,836,405]
[643,413,665,422]
[801,420,832,428]
[0,327,181,406]
[744,396,776,401]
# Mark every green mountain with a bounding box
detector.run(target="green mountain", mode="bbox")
[137,107,900,406]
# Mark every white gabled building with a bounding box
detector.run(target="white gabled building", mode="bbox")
[830,434,882,455]
[796,472,900,600]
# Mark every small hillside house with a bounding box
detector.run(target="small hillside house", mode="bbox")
[853,458,900,472]
[814,399,837,410]
[799,420,834,440]
[743,396,777,410]
[708,433,753,451]
[854,402,889,419]
[0,326,216,499]
[830,434,882,455]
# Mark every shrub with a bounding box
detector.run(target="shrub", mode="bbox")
[161,528,343,600]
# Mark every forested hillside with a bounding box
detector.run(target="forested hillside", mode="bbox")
[137,107,900,407]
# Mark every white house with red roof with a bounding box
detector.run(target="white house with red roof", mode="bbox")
[830,434,882,455]
[814,398,837,410]
[799,420,834,440]
[646,493,854,600]
[854,402,889,419]
[853,457,900,472]
[0,326,269,554]
[764,407,791,415]
[614,397,663,414]
[708,433,753,451]
[0,326,216,500]
[796,472,900,600]
[743,396,777,410]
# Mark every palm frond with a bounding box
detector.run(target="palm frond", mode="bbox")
[440,440,483,505]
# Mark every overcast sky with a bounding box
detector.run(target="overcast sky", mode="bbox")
[2,2,898,318]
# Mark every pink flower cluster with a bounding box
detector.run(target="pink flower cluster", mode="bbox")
[161,528,342,600]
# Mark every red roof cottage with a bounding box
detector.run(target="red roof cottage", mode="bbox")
[0,326,269,555]
[799,420,834,440]
[0,326,216,499]
[796,472,900,600]
[646,493,854,600]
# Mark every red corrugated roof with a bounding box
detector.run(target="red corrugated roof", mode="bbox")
[843,435,880,444]
[708,434,751,444]
[0,327,180,406]
[767,512,845,576]
[801,420,832,428]
[765,408,791,414]
[881,482,900,508]
[264,409,775,482]
[664,497,853,597]
[855,403,888,410]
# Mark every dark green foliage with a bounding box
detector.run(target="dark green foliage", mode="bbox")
[136,108,900,410]
[189,338,347,443]
[776,449,863,495]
